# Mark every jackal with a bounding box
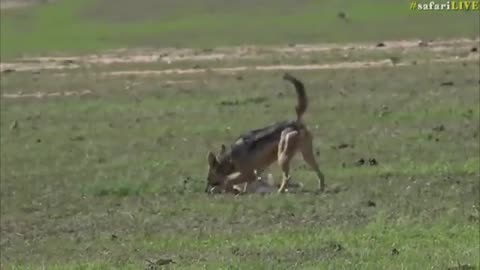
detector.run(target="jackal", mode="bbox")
[205,73,325,194]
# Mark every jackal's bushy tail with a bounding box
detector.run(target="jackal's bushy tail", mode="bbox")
[283,73,308,122]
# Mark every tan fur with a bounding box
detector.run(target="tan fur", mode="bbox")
[205,73,325,194]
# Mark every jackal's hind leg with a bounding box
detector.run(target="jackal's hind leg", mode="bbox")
[300,130,325,192]
[277,130,299,193]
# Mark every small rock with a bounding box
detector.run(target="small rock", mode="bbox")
[2,68,16,74]
[70,135,85,141]
[440,81,454,86]
[367,200,376,207]
[62,59,75,65]
[355,158,365,166]
[337,143,352,149]
[418,40,429,47]
[432,124,445,132]
[337,11,347,19]
[337,12,350,22]
[10,120,19,130]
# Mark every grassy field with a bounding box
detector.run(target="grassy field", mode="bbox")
[1,0,480,269]
[1,0,479,58]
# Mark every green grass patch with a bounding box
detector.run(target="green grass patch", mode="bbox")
[1,59,479,268]
[1,0,479,58]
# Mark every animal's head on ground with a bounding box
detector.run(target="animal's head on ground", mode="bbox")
[204,144,234,192]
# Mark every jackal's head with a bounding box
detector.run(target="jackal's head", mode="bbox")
[205,144,235,193]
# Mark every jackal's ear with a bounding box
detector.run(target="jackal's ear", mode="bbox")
[220,144,226,155]
[207,152,218,167]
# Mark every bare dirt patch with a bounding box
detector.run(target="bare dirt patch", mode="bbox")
[96,55,479,77]
[2,55,477,99]
[0,62,80,72]
[271,38,478,54]
[1,89,93,99]
[1,38,478,73]
[0,0,55,10]
[1,80,195,99]
[2,38,478,99]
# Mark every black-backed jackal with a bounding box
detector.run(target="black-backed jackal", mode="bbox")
[205,74,325,194]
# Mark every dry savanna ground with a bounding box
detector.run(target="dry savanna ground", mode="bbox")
[1,0,479,269]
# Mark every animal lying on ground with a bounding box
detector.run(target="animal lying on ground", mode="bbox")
[208,171,304,194]
[205,73,325,194]
[208,171,276,194]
